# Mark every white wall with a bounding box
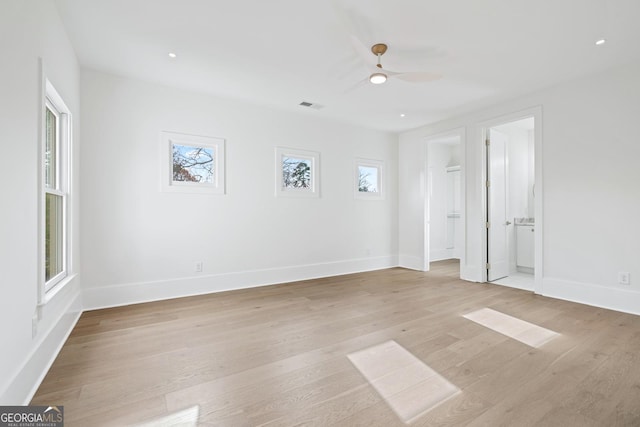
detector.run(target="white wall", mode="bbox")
[80,70,398,309]
[398,140,427,270]
[0,1,82,404]
[399,60,640,315]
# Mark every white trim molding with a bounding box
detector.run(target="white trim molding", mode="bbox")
[543,277,640,316]
[1,289,82,405]
[83,256,399,310]
[429,249,455,262]
[475,106,543,294]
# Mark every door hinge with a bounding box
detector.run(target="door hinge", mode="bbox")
[486,222,490,229]
[486,263,491,270]
[485,138,490,146]
[486,180,490,188]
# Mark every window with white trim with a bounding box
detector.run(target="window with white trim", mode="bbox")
[160,131,226,194]
[275,147,320,198]
[355,158,384,200]
[43,81,71,293]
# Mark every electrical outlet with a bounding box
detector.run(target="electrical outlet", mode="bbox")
[195,262,203,273]
[618,272,630,285]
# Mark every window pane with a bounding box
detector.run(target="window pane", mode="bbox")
[358,166,379,192]
[282,156,311,188]
[45,193,64,281]
[172,144,215,183]
[45,107,57,188]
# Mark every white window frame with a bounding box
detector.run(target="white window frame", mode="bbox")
[275,147,320,198]
[160,131,226,194]
[355,158,384,200]
[40,77,71,295]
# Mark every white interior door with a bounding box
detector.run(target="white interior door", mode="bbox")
[487,129,509,281]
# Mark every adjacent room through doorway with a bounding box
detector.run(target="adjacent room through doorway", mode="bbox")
[485,117,535,291]
[426,133,463,277]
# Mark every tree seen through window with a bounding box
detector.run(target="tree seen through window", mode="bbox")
[282,156,311,188]
[358,165,379,192]
[172,144,214,183]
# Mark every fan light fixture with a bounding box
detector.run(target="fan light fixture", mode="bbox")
[369,43,389,85]
[370,72,387,84]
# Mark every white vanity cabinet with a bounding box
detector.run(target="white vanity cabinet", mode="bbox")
[516,225,534,268]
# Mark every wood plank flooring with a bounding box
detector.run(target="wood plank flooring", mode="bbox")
[31,261,640,426]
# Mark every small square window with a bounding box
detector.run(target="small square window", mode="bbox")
[355,158,384,199]
[275,147,320,198]
[172,144,215,184]
[161,131,225,194]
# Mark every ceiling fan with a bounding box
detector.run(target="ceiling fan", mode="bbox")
[367,43,441,85]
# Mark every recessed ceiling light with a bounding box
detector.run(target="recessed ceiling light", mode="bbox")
[595,39,606,46]
[400,113,406,118]
[168,52,177,58]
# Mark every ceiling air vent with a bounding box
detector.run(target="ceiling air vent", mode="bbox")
[299,101,324,110]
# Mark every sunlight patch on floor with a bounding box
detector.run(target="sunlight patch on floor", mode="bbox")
[348,340,460,424]
[134,405,199,427]
[463,308,559,348]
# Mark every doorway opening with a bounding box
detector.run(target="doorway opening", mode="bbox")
[485,117,535,290]
[426,131,464,278]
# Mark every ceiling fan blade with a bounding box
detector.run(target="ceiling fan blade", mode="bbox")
[343,77,370,94]
[331,0,381,72]
[329,4,445,87]
[331,1,376,48]
[348,34,375,66]
[389,71,442,83]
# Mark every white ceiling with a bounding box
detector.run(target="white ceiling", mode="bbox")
[54,0,640,132]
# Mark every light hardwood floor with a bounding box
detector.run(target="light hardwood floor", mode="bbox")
[32,261,640,426]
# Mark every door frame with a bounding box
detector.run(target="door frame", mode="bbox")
[423,127,466,274]
[478,106,543,294]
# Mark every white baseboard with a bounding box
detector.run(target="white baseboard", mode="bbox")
[398,254,425,271]
[83,256,399,310]
[0,291,82,405]
[429,248,454,262]
[543,277,640,316]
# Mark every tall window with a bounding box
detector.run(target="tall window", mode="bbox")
[43,81,70,292]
